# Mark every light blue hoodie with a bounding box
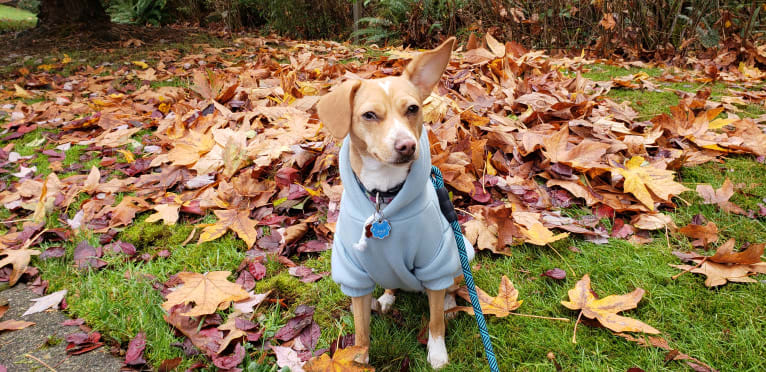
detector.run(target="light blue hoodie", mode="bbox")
[331,134,475,297]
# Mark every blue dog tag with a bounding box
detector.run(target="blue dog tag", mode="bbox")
[370,219,391,239]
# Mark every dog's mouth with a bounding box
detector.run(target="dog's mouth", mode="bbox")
[392,155,416,164]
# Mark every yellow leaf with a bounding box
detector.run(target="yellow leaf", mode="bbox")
[13,84,33,99]
[708,117,735,130]
[197,210,258,248]
[116,149,135,163]
[61,54,72,64]
[304,346,375,372]
[520,222,569,246]
[450,275,522,317]
[614,156,688,211]
[485,153,497,176]
[132,61,149,69]
[198,223,228,244]
[145,204,181,225]
[303,185,321,197]
[32,180,48,223]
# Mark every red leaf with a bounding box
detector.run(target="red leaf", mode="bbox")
[542,268,566,280]
[212,342,245,369]
[470,181,491,203]
[125,332,147,366]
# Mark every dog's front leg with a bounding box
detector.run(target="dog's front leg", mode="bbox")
[351,293,372,363]
[426,288,448,369]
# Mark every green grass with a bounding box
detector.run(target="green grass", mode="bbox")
[4,51,764,371]
[0,4,36,31]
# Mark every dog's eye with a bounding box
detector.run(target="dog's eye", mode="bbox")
[362,111,377,120]
[406,105,419,114]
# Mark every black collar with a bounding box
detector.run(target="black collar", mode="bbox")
[353,173,405,203]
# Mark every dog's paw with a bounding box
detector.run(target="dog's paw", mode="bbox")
[443,293,457,320]
[370,297,381,313]
[427,332,449,369]
[377,292,396,313]
[353,350,370,364]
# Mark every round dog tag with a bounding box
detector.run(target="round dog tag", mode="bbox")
[370,219,391,239]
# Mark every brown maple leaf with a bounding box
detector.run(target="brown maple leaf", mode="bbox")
[198,210,259,249]
[616,333,718,372]
[670,239,765,287]
[612,156,688,211]
[561,274,660,334]
[161,271,249,317]
[304,346,375,372]
[696,179,745,215]
[167,130,215,167]
[678,221,719,247]
[0,248,42,286]
[449,275,523,317]
[542,126,611,171]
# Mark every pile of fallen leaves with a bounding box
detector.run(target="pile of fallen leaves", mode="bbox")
[0,33,765,369]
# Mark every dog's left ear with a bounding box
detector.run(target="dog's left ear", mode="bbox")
[403,37,455,100]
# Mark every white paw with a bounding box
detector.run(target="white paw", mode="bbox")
[377,292,396,313]
[354,351,370,364]
[443,293,457,320]
[427,332,449,369]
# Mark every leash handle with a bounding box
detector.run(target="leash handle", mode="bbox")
[430,166,500,372]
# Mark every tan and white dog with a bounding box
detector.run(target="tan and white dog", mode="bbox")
[318,38,463,369]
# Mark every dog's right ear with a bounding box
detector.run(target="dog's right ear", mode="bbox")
[317,79,362,139]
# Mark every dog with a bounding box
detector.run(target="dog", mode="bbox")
[317,37,474,369]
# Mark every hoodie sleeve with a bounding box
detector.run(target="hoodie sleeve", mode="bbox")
[413,222,475,291]
[331,241,376,297]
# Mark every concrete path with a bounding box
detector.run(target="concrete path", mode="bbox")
[0,284,123,371]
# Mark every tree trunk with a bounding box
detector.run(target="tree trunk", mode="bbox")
[37,0,110,28]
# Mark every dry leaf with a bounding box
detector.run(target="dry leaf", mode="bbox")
[671,239,765,287]
[613,156,688,210]
[0,319,35,331]
[678,222,718,247]
[450,275,523,317]
[562,274,659,334]
[23,289,67,316]
[696,179,745,214]
[198,210,259,249]
[0,248,42,286]
[520,222,569,246]
[145,204,181,225]
[162,271,249,317]
[304,346,375,372]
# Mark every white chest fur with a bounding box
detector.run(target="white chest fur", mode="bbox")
[358,154,410,192]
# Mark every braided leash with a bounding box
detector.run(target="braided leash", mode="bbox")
[430,166,499,372]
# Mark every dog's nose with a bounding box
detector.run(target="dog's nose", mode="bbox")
[394,138,416,158]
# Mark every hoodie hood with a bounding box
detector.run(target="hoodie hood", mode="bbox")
[338,133,431,221]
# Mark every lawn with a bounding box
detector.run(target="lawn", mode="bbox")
[1,35,765,372]
[0,4,36,30]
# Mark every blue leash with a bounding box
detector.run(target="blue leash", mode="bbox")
[430,166,500,372]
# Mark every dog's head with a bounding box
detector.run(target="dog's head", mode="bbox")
[318,37,455,166]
